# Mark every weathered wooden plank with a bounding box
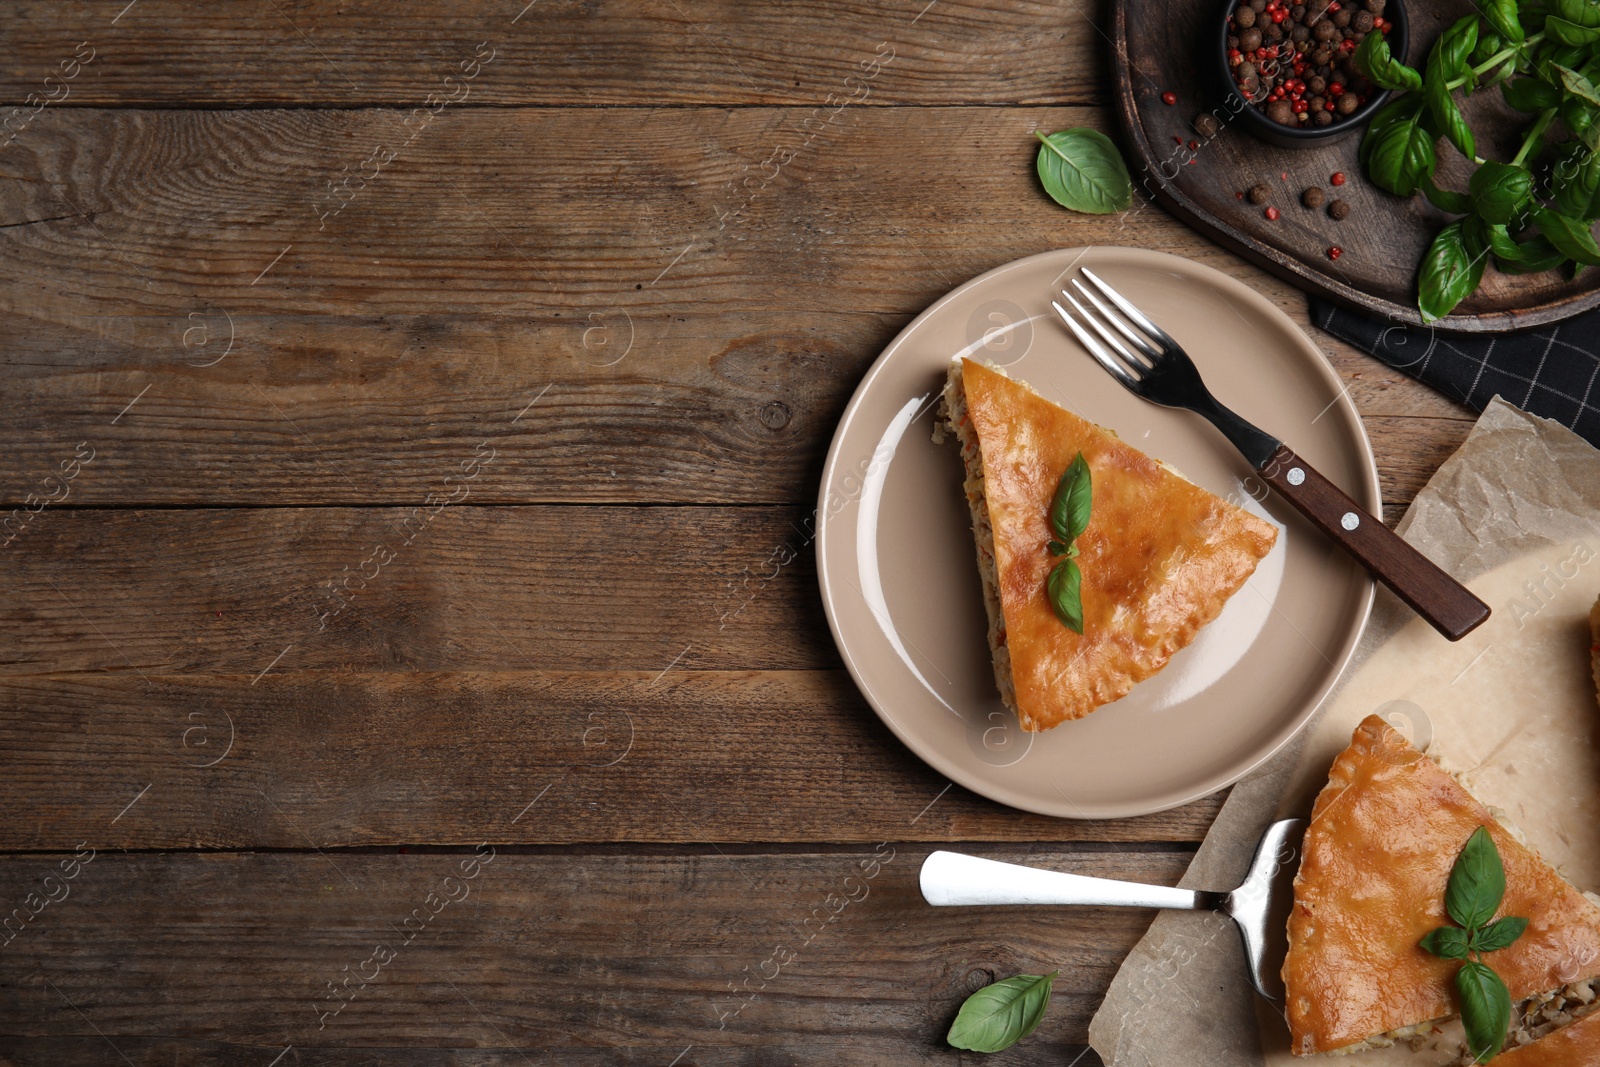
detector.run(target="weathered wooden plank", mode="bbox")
[0,506,835,675]
[0,309,1471,509]
[0,670,1225,848]
[0,847,1187,1056]
[0,1039,1101,1066]
[0,105,1340,321]
[0,0,1101,109]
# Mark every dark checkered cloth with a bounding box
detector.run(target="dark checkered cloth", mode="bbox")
[1310,298,1600,449]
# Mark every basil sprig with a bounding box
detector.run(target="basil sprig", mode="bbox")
[946,971,1057,1053]
[1351,0,1600,321]
[1419,827,1529,1063]
[1046,453,1092,633]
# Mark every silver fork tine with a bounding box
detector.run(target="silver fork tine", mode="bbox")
[1080,268,1177,351]
[1070,278,1158,366]
[1059,289,1148,376]
[1050,298,1140,389]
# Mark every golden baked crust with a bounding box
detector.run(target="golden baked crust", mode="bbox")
[1498,1008,1600,1066]
[1283,714,1600,1055]
[959,358,1279,731]
[1590,594,1598,707]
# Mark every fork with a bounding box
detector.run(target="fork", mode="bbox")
[1052,268,1491,642]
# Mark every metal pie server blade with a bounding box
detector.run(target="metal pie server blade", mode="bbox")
[919,817,1306,1000]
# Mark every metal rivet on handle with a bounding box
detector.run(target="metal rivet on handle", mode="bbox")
[1287,467,1305,486]
[1340,512,1359,531]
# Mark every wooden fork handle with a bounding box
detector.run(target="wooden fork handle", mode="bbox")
[1258,445,1490,641]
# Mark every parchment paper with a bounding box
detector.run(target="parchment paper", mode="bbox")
[1089,397,1600,1066]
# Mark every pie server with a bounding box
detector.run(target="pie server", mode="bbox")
[919,817,1306,1000]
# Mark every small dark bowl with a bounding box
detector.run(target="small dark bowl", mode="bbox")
[1213,0,1408,148]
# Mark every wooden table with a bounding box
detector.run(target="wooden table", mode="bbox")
[0,3,1474,1063]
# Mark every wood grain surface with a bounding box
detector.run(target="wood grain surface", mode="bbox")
[0,0,1485,1062]
[1112,0,1600,331]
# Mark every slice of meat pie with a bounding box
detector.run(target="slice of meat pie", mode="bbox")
[1283,715,1600,1056]
[939,357,1278,731]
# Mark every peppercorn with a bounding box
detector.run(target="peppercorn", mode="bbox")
[1328,245,1342,260]
[1250,0,1267,9]
[1336,91,1359,115]
[1313,108,1334,125]
[1364,0,1384,11]
[1247,182,1272,204]
[1308,74,1327,94]
[1265,206,1281,220]
[1194,113,1221,137]
[1330,171,1346,185]
[1352,10,1374,32]
[1303,186,1326,208]
[1161,90,1177,105]
[1267,99,1295,124]
[1332,7,1352,26]
[1235,4,1257,27]
[1329,198,1350,219]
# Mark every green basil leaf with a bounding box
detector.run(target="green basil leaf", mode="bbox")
[1553,144,1600,218]
[1479,220,1526,261]
[1472,915,1531,952]
[1048,559,1084,634]
[1441,16,1481,81]
[1469,161,1534,223]
[1457,961,1513,1065]
[1418,221,1487,323]
[1419,925,1473,960]
[1034,129,1132,215]
[1501,76,1562,111]
[1049,452,1092,544]
[1547,15,1600,44]
[1486,0,1527,43]
[1048,539,1067,556]
[1446,826,1508,931]
[1354,30,1424,91]
[1556,62,1600,105]
[1535,205,1600,263]
[1427,77,1476,158]
[1422,174,1474,214]
[1496,235,1567,273]
[1362,96,1424,169]
[1473,31,1507,67]
[1366,109,1438,196]
[947,972,1057,1053]
[1556,0,1600,28]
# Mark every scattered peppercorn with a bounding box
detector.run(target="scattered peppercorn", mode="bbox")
[1328,245,1343,260]
[1330,171,1346,185]
[1194,113,1221,138]
[1329,198,1350,219]
[1265,205,1281,220]
[1188,139,1200,150]
[1302,186,1326,208]
[1162,90,1177,105]
[1248,182,1272,204]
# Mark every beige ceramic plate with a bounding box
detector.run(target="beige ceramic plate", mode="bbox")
[816,247,1378,819]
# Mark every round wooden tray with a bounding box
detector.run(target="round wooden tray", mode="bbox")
[1112,0,1600,333]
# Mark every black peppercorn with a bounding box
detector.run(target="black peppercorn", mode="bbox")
[1303,186,1326,208]
[1332,7,1352,26]
[1247,183,1271,204]
[1329,198,1350,219]
[1364,0,1385,12]
[1353,10,1374,32]
[1336,91,1360,115]
[1241,27,1263,50]
[1290,22,1311,43]
[1194,112,1221,137]
[1313,108,1334,126]
[1267,99,1295,124]
[1234,4,1257,27]
[1313,18,1337,41]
